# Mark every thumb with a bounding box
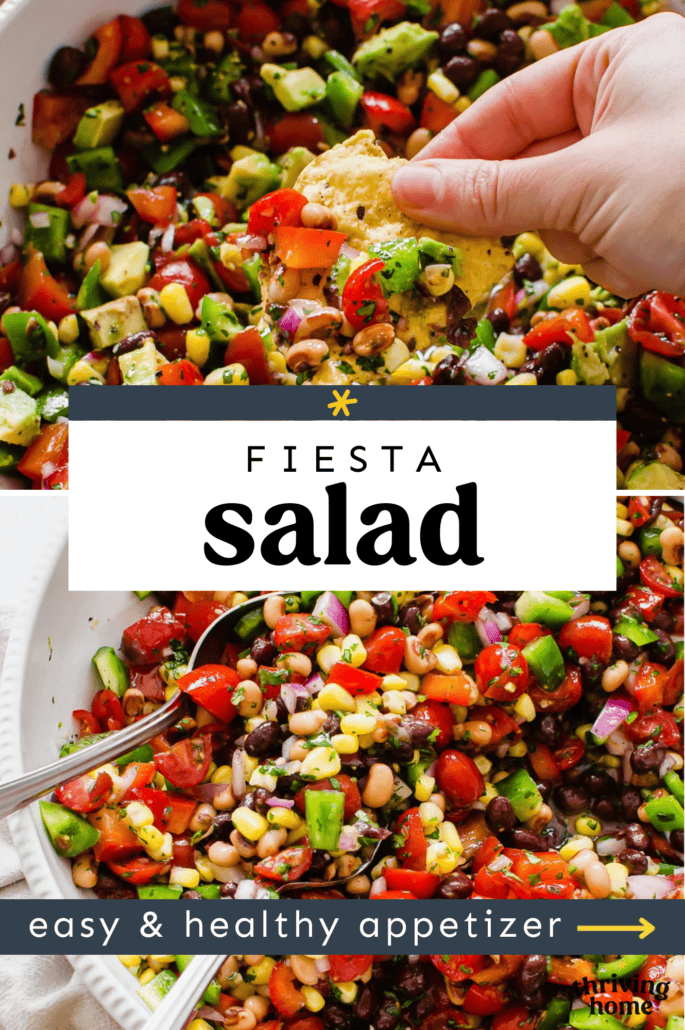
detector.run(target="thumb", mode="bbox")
[391,153,577,237]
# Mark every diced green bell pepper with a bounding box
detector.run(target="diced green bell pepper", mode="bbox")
[612,616,659,647]
[25,203,70,263]
[243,252,263,302]
[640,349,685,423]
[0,366,44,396]
[523,634,565,691]
[39,800,100,858]
[644,793,684,833]
[468,69,500,102]
[664,771,684,805]
[194,883,222,899]
[3,310,60,365]
[206,51,244,102]
[596,956,648,978]
[323,49,361,82]
[616,555,625,577]
[514,591,575,630]
[67,147,124,192]
[448,622,481,663]
[601,0,634,25]
[172,90,222,137]
[175,956,222,1003]
[234,606,267,642]
[37,386,69,423]
[137,884,183,900]
[496,768,542,821]
[570,1008,627,1030]
[639,523,663,557]
[333,591,355,608]
[305,789,344,851]
[367,239,421,295]
[537,997,570,1030]
[326,71,363,128]
[77,259,108,311]
[201,294,242,345]
[141,138,198,175]
[418,237,463,277]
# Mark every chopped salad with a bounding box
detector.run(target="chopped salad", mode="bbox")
[120,953,685,1030]
[40,497,684,901]
[0,0,683,488]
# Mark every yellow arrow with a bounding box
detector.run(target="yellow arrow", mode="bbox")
[577,917,655,940]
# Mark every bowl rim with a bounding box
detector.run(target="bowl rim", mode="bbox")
[0,533,149,1030]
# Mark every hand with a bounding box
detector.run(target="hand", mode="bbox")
[391,14,685,298]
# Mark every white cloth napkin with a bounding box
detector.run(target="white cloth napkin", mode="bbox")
[0,581,121,1030]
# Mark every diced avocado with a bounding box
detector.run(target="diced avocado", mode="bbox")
[352,22,438,81]
[36,386,69,423]
[0,366,44,396]
[640,349,685,423]
[67,146,124,192]
[571,338,610,386]
[24,203,70,263]
[326,71,364,128]
[100,242,150,299]
[80,296,146,349]
[221,153,280,210]
[368,238,420,294]
[418,237,463,276]
[496,768,543,822]
[118,337,162,385]
[138,970,178,1011]
[0,388,40,446]
[278,146,316,189]
[0,441,24,472]
[92,646,130,697]
[593,318,636,387]
[73,100,125,151]
[624,461,685,490]
[47,344,85,385]
[261,64,327,112]
[39,800,100,858]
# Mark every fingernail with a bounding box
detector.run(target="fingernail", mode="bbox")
[392,165,442,209]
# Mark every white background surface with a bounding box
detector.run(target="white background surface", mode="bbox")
[0,495,67,610]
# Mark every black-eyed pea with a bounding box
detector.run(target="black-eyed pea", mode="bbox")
[244,996,271,1021]
[660,525,684,565]
[352,322,395,357]
[300,203,338,230]
[262,30,298,57]
[294,308,344,342]
[122,687,145,718]
[289,709,328,735]
[429,793,445,813]
[417,622,444,648]
[225,1008,258,1030]
[137,287,167,329]
[618,540,641,567]
[269,264,302,304]
[84,240,111,273]
[362,763,394,807]
[289,739,309,761]
[236,681,262,718]
[72,852,98,889]
[421,263,455,297]
[584,859,611,898]
[33,180,64,201]
[529,28,559,58]
[346,873,372,894]
[189,802,216,833]
[654,443,683,471]
[461,719,492,747]
[467,38,497,60]
[230,828,257,858]
[277,651,312,678]
[256,827,288,859]
[263,594,286,629]
[218,956,239,987]
[506,0,548,21]
[286,338,329,371]
[405,127,432,160]
[290,954,320,985]
[397,69,424,107]
[237,657,258,680]
[207,841,241,867]
[601,660,629,692]
[213,785,236,811]
[349,598,377,638]
[404,635,438,675]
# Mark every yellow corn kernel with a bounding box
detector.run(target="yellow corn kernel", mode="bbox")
[267,807,303,829]
[67,360,105,385]
[665,564,683,589]
[396,672,420,692]
[287,821,308,845]
[317,644,342,674]
[139,969,155,987]
[433,644,462,674]
[473,755,492,776]
[340,713,377,735]
[317,683,356,711]
[512,232,545,263]
[231,981,256,1001]
[300,745,341,780]
[625,1016,647,1030]
[243,754,259,778]
[616,503,629,519]
[357,692,381,713]
[419,801,444,829]
[546,275,592,310]
[606,862,629,893]
[195,855,215,882]
[58,314,80,345]
[268,349,287,375]
[480,781,499,805]
[302,34,329,58]
[559,836,594,862]
[342,634,367,667]
[331,733,358,754]
[303,987,325,1012]
[165,684,178,702]
[169,866,200,889]
[357,733,375,748]
[336,982,358,1004]
[494,333,527,369]
[508,740,528,758]
[189,1022,214,1030]
[454,96,471,114]
[513,693,536,723]
[599,754,621,769]
[137,825,165,850]
[616,518,633,537]
[427,69,459,104]
[389,358,431,385]
[246,957,276,984]
[148,956,176,972]
[220,241,244,271]
[211,765,232,784]
[506,373,538,385]
[185,327,210,367]
[230,145,257,161]
[556,369,578,385]
[575,815,601,838]
[415,774,436,802]
[125,801,154,830]
[118,955,142,969]
[232,807,268,841]
[159,282,194,324]
[438,820,463,855]
[250,767,280,791]
[147,831,173,862]
[426,841,458,875]
[382,689,406,715]
[233,593,248,605]
[382,673,407,691]
[9,183,34,208]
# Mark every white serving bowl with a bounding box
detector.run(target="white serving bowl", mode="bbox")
[0,534,153,1029]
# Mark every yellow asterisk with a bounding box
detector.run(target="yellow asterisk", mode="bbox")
[327,388,357,416]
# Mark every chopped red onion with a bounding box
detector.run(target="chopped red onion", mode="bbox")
[188,782,233,801]
[569,595,591,620]
[266,796,294,807]
[606,726,630,756]
[72,193,128,229]
[489,854,512,872]
[210,863,245,884]
[282,734,297,761]
[161,223,176,253]
[476,611,501,646]
[196,1008,226,1024]
[493,611,512,632]
[341,242,360,260]
[595,836,625,857]
[10,227,24,246]
[590,695,636,743]
[236,233,267,251]
[314,958,331,974]
[660,753,678,778]
[279,306,303,338]
[281,684,298,714]
[627,874,673,899]
[40,461,56,479]
[232,748,246,798]
[313,591,350,637]
[464,346,508,385]
[370,876,387,897]
[338,831,359,851]
[30,212,51,229]
[304,672,324,695]
[0,243,19,265]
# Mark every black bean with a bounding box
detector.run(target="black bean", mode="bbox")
[212,812,234,841]
[434,871,473,899]
[281,12,309,39]
[322,999,353,1024]
[398,604,423,634]
[375,992,402,1030]
[320,6,355,51]
[671,829,684,854]
[432,352,465,385]
[443,55,481,91]
[354,985,378,1022]
[592,797,617,820]
[48,46,88,89]
[579,657,604,687]
[650,610,674,633]
[477,7,513,38]
[649,628,676,663]
[495,28,525,75]
[415,994,437,1021]
[113,331,156,357]
[402,716,436,748]
[612,634,639,662]
[485,795,516,832]
[438,22,468,58]
[583,769,614,796]
[226,100,254,145]
[639,497,663,530]
[323,712,342,736]
[505,827,546,851]
[220,882,238,897]
[274,696,291,724]
[181,890,203,899]
[151,170,193,200]
[521,990,549,1011]
[630,742,665,772]
[538,714,561,745]
[516,955,547,995]
[244,720,280,756]
[618,849,648,874]
[556,785,588,814]
[394,963,426,996]
[535,342,567,383]
[623,822,649,850]
[514,253,542,284]
[251,636,277,665]
[621,787,642,822]
[371,591,396,623]
[487,307,510,334]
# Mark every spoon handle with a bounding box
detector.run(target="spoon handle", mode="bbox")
[139,955,225,1030]
[0,695,181,821]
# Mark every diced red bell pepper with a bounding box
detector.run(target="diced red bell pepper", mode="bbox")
[177,664,240,723]
[118,16,152,63]
[327,661,383,696]
[384,868,441,898]
[224,327,273,385]
[17,423,69,485]
[269,962,306,1018]
[127,186,177,224]
[274,227,346,269]
[75,18,123,85]
[143,101,191,143]
[54,172,86,208]
[527,741,562,784]
[360,92,415,136]
[627,291,685,357]
[110,61,171,113]
[0,259,21,294]
[420,92,457,134]
[433,591,497,622]
[247,188,308,235]
[421,670,474,704]
[31,91,87,150]
[19,246,76,322]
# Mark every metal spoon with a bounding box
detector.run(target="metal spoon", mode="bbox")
[138,954,225,1030]
[276,835,391,895]
[0,593,282,821]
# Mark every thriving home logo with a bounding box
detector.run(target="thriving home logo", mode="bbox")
[573,976,671,1015]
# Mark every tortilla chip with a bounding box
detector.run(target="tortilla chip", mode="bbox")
[295,129,513,310]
